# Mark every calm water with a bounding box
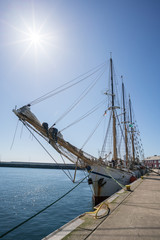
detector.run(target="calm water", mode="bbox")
[0,167,93,240]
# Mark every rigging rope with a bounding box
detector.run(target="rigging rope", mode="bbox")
[20,121,24,139]
[59,153,73,181]
[115,110,126,160]
[100,112,112,157]
[52,67,106,126]
[115,110,125,144]
[29,62,106,106]
[21,120,73,181]
[81,114,104,149]
[60,99,106,132]
[0,174,89,239]
[10,119,19,150]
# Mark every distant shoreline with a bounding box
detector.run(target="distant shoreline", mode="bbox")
[0,161,83,170]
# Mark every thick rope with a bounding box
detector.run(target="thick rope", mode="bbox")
[0,174,89,239]
[86,201,110,219]
[83,179,141,240]
[105,166,125,189]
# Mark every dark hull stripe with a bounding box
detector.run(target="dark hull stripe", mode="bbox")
[90,170,111,179]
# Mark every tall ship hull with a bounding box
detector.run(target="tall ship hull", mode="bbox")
[89,165,142,204]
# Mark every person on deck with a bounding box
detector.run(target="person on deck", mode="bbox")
[51,127,58,142]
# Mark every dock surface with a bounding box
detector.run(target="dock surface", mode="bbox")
[43,171,160,240]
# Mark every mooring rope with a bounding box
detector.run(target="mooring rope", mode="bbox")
[104,166,125,189]
[0,174,89,239]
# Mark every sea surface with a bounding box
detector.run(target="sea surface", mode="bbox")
[0,167,93,240]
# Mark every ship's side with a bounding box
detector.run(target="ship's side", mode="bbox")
[88,165,136,204]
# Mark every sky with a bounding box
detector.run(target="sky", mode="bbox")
[1,0,160,163]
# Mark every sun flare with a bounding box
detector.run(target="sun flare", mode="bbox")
[29,31,41,44]
[22,22,52,52]
[5,12,57,64]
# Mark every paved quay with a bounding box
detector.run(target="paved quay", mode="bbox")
[43,171,160,240]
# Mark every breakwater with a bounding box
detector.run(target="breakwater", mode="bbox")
[0,161,82,170]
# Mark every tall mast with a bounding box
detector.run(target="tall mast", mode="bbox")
[129,96,135,162]
[110,57,117,161]
[122,80,128,165]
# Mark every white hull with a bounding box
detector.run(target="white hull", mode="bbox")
[88,165,140,204]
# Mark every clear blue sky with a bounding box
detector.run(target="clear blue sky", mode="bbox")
[1,0,160,162]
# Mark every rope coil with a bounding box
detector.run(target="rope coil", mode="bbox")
[86,201,110,219]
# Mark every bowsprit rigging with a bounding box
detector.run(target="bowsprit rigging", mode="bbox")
[13,56,146,205]
[29,62,107,106]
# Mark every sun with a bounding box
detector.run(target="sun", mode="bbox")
[16,21,53,64]
[4,12,57,64]
[29,31,41,44]
[21,19,53,53]
[24,22,47,48]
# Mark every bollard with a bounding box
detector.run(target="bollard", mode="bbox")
[126,185,131,191]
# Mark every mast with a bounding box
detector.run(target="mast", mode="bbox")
[110,57,117,161]
[122,80,128,165]
[129,96,135,162]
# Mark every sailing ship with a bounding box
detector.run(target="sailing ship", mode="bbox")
[13,57,145,205]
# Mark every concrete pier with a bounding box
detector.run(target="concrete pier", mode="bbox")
[43,171,160,240]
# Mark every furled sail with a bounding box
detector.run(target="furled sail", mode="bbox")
[13,105,101,168]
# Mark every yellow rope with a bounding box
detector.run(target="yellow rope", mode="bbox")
[86,201,110,219]
[105,166,125,188]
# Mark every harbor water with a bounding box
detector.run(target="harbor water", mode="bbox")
[0,167,93,240]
